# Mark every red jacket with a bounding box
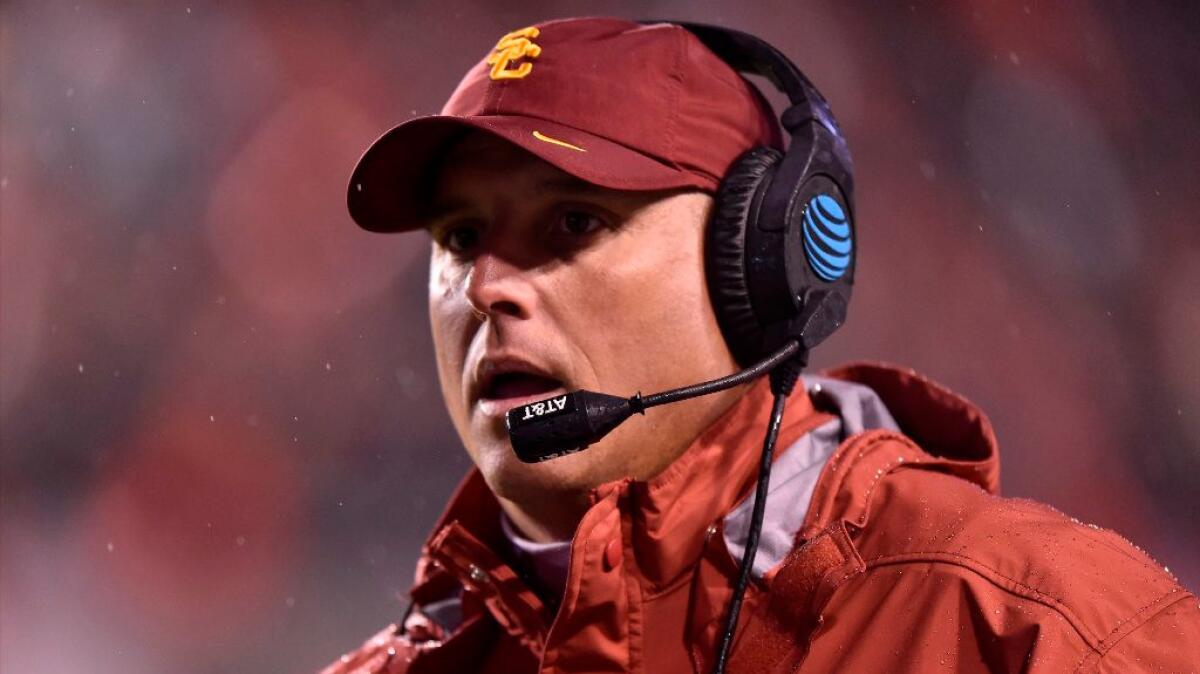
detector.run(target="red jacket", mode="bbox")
[323,363,1200,673]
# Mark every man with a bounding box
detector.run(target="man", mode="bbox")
[324,17,1199,674]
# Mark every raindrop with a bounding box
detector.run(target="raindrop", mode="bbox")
[918,160,936,181]
[106,541,115,553]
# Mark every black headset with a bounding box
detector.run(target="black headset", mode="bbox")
[660,22,856,367]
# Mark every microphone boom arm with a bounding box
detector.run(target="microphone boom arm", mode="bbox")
[637,340,800,410]
[505,340,802,463]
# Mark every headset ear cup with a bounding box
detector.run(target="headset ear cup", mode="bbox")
[706,146,783,367]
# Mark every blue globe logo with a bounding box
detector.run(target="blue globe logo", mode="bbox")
[802,194,852,281]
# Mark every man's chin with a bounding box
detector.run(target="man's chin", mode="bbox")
[472,439,610,502]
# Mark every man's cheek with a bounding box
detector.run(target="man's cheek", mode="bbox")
[428,306,468,410]
[428,253,468,301]
[429,286,477,360]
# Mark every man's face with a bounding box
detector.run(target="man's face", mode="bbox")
[426,132,743,503]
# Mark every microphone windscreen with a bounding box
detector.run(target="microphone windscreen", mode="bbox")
[505,390,634,463]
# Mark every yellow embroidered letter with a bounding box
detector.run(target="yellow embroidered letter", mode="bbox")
[486,26,541,80]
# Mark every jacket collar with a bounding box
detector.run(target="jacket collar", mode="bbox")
[722,362,1003,671]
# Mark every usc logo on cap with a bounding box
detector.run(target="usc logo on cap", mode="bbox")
[487,26,541,80]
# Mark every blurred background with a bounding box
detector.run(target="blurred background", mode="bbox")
[2,1,1198,671]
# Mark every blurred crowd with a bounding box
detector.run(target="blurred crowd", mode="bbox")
[2,2,1197,672]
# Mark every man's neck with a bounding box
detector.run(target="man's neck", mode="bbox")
[499,493,588,543]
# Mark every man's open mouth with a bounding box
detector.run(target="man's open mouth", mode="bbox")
[472,356,570,418]
[482,372,563,401]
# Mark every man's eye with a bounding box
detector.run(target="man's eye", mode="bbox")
[557,210,605,236]
[441,225,481,254]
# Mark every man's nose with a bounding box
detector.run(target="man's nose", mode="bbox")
[464,251,534,320]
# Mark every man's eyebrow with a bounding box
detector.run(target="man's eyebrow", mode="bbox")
[421,199,478,230]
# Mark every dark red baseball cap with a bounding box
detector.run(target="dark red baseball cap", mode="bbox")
[347,16,783,232]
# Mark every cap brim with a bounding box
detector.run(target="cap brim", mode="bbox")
[347,115,717,232]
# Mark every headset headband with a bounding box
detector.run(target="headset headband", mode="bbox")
[644,21,840,138]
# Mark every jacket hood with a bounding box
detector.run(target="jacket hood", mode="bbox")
[824,361,1000,494]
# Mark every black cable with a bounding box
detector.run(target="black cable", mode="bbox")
[710,362,799,674]
[396,598,415,636]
